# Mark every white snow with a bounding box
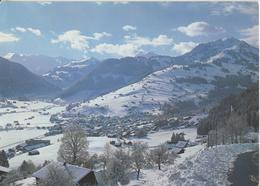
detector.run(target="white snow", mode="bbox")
[8,128,197,168]
[64,41,258,117]
[0,129,47,149]
[0,100,65,128]
[8,135,117,168]
[132,128,197,147]
[14,177,36,186]
[138,143,258,186]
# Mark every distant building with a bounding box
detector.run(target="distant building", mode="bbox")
[0,165,11,182]
[16,139,50,153]
[32,162,98,186]
[175,141,188,149]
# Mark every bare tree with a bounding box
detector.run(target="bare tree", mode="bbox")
[171,132,185,144]
[103,149,131,186]
[19,160,36,177]
[130,142,148,180]
[0,150,9,168]
[149,144,168,170]
[58,124,89,165]
[99,143,112,170]
[83,154,98,170]
[38,164,75,186]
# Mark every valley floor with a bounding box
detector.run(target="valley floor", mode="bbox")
[6,127,197,168]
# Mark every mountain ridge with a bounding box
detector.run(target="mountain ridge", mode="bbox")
[0,57,61,98]
[65,37,258,116]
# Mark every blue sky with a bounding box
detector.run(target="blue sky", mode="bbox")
[0,2,258,59]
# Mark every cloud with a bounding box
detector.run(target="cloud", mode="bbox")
[91,34,173,57]
[177,21,225,37]
[91,32,111,40]
[95,2,103,5]
[91,43,139,57]
[122,25,137,31]
[240,25,259,47]
[114,1,129,5]
[38,1,52,6]
[51,30,111,51]
[15,27,26,32]
[27,28,42,36]
[15,27,42,36]
[172,42,198,55]
[211,2,258,16]
[125,34,173,46]
[51,30,89,51]
[0,32,20,42]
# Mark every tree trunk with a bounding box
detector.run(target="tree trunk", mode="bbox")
[207,134,210,148]
[137,169,140,180]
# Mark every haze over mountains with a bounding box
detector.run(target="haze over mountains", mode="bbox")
[4,53,70,75]
[43,58,101,89]
[1,38,258,116]
[0,57,60,98]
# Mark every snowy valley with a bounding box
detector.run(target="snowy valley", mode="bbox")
[0,37,258,186]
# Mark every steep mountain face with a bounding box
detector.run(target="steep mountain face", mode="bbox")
[0,57,61,98]
[69,38,258,116]
[197,82,259,135]
[4,53,70,75]
[60,55,174,100]
[43,58,101,89]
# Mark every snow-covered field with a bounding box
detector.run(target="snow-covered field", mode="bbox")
[8,128,197,168]
[9,134,121,168]
[138,143,258,186]
[0,100,65,128]
[132,128,197,147]
[0,129,47,149]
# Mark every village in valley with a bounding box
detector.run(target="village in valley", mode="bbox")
[0,82,258,186]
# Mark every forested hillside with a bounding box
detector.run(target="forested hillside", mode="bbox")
[197,82,259,137]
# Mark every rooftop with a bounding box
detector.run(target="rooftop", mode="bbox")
[32,161,92,183]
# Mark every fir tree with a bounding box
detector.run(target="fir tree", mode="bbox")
[0,150,9,168]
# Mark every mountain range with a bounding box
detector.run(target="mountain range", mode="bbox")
[4,53,70,75]
[67,38,258,116]
[1,37,258,116]
[60,55,173,100]
[43,58,101,89]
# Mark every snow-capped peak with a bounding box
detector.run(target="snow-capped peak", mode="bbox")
[3,52,16,60]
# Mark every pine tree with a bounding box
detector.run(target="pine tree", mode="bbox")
[0,150,9,168]
[19,160,36,176]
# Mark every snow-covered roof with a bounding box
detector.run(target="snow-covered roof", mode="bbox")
[32,161,92,183]
[170,147,184,154]
[14,177,36,186]
[0,165,11,173]
[175,141,188,148]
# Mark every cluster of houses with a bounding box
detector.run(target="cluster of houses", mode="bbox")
[16,139,51,153]
[50,109,199,141]
[109,138,133,148]
[44,124,63,136]
[50,112,157,138]
[5,139,51,159]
